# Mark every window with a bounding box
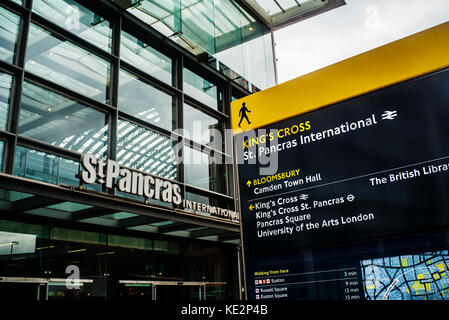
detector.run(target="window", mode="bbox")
[0,7,20,64]
[120,30,172,85]
[14,145,80,186]
[0,72,13,130]
[119,69,175,131]
[25,23,111,103]
[183,103,223,151]
[183,68,219,110]
[184,146,226,194]
[32,0,112,53]
[116,119,177,180]
[19,81,108,158]
[0,140,4,170]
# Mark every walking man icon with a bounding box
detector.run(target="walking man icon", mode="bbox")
[238,102,251,127]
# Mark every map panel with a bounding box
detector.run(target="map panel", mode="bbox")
[361,251,449,300]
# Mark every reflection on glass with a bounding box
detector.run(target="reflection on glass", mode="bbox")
[25,23,110,103]
[0,72,13,130]
[0,7,20,64]
[47,201,92,212]
[102,212,138,221]
[120,30,172,85]
[183,103,223,150]
[183,69,218,110]
[32,0,112,52]
[14,145,79,186]
[119,69,175,130]
[214,33,276,91]
[184,146,226,193]
[185,191,229,216]
[19,81,108,158]
[117,119,177,180]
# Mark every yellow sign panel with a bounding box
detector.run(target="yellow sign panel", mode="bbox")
[231,22,449,134]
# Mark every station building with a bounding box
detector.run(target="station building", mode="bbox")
[0,0,346,301]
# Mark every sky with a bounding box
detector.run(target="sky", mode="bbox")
[274,0,449,84]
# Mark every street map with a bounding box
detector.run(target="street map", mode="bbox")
[361,250,449,300]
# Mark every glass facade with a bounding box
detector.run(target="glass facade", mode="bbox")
[118,69,175,131]
[183,103,223,150]
[116,119,177,180]
[120,0,276,91]
[0,218,236,300]
[120,30,172,85]
[0,140,4,169]
[14,145,80,186]
[32,0,113,53]
[0,0,241,204]
[0,72,13,130]
[183,69,220,111]
[25,23,111,103]
[184,146,226,194]
[0,7,20,64]
[0,0,247,302]
[214,33,276,91]
[19,81,108,157]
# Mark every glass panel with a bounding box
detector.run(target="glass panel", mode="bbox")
[32,0,112,52]
[181,0,214,54]
[254,0,282,15]
[120,30,172,85]
[25,23,110,103]
[0,140,4,170]
[0,190,33,202]
[101,212,138,220]
[214,32,276,90]
[116,119,177,180]
[184,146,226,193]
[19,81,108,158]
[183,103,223,150]
[125,0,272,90]
[118,69,175,131]
[0,7,20,64]
[13,145,80,186]
[10,0,23,5]
[46,202,92,212]
[183,69,219,110]
[0,72,13,130]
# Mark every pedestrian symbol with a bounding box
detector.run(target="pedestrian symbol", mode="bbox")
[238,102,252,127]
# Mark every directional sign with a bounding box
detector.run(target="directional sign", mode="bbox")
[237,68,449,256]
[232,22,449,300]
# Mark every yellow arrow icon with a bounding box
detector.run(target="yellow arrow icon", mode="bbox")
[249,204,255,211]
[246,180,251,187]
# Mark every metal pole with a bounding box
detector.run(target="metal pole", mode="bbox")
[271,30,279,85]
[236,244,243,300]
[233,136,247,300]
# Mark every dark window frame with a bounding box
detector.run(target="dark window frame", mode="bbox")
[0,0,252,208]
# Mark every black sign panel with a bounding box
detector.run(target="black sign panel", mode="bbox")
[237,68,449,258]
